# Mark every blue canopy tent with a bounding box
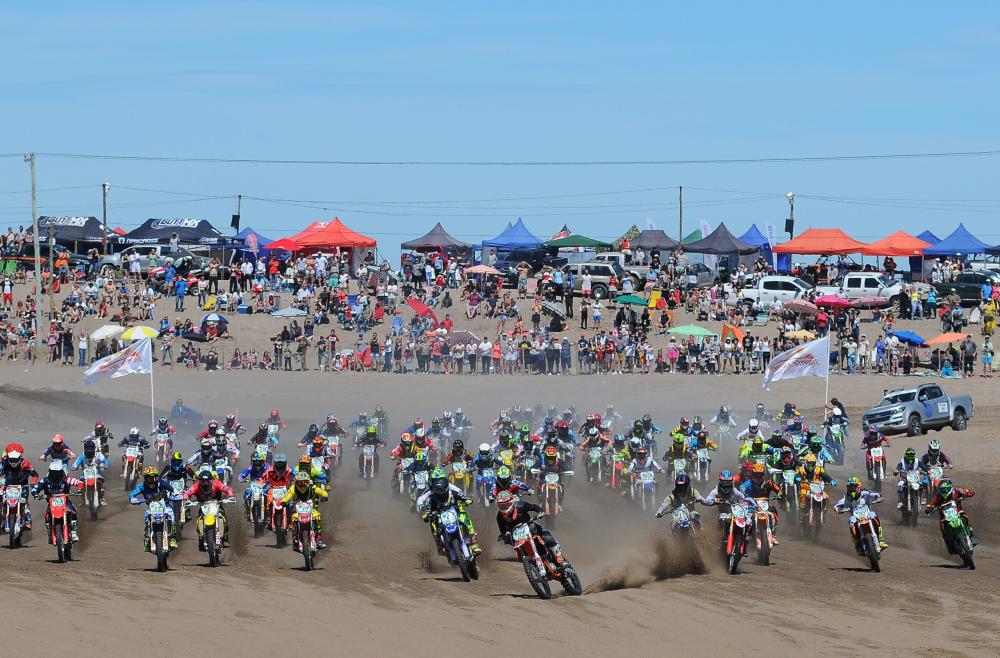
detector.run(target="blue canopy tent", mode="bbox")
[916,230,941,245]
[923,223,990,257]
[233,227,275,260]
[482,217,542,249]
[910,230,941,276]
[737,224,773,270]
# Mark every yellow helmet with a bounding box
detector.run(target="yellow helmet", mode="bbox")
[294,472,311,489]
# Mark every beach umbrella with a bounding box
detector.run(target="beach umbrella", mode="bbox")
[784,299,818,315]
[121,325,159,340]
[924,332,969,347]
[851,296,891,309]
[405,298,439,327]
[668,324,715,337]
[201,312,229,324]
[465,264,500,275]
[89,324,125,341]
[445,330,480,346]
[270,307,308,318]
[814,294,851,308]
[613,294,648,306]
[722,324,745,342]
[785,329,816,340]
[892,330,926,347]
[540,300,567,320]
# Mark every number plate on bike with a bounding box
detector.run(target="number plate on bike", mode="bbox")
[512,524,531,542]
[544,473,559,484]
[639,471,655,483]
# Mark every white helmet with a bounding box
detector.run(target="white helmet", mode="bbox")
[478,443,491,453]
[749,418,760,430]
[832,407,842,417]
[49,461,65,473]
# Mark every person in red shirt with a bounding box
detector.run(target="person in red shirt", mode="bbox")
[183,471,235,548]
[441,314,454,333]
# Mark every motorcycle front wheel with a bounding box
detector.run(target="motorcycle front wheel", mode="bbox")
[523,556,552,599]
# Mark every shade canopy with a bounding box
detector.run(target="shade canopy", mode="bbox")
[263,237,301,252]
[682,229,702,244]
[923,223,990,256]
[860,231,932,257]
[543,234,611,249]
[482,218,542,249]
[118,218,242,246]
[633,229,678,250]
[294,217,376,249]
[233,227,275,257]
[916,230,941,245]
[400,222,471,251]
[892,330,926,347]
[772,228,868,255]
[667,324,716,337]
[612,294,648,306]
[38,216,109,244]
[682,223,758,255]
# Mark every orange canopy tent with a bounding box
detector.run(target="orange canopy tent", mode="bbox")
[293,218,377,249]
[772,228,868,255]
[859,231,932,257]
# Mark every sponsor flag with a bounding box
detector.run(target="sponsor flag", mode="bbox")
[84,337,153,385]
[763,335,830,389]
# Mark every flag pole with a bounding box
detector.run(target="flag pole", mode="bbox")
[149,353,156,432]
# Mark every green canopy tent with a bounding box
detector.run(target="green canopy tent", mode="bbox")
[543,234,612,249]
[682,229,702,245]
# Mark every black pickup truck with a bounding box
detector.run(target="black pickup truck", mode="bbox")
[933,270,1000,307]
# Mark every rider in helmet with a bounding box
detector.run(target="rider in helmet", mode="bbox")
[416,469,481,554]
[655,473,705,523]
[249,423,272,447]
[238,451,270,520]
[441,439,474,467]
[470,443,501,474]
[797,434,834,465]
[222,413,243,438]
[765,430,795,452]
[737,417,765,444]
[1,442,39,527]
[31,462,84,542]
[214,428,239,464]
[495,490,565,565]
[670,417,691,439]
[795,454,836,523]
[186,438,222,470]
[117,427,150,476]
[322,413,346,440]
[663,432,689,463]
[893,447,926,510]
[492,465,532,497]
[738,435,774,464]
[834,475,889,550]
[153,416,177,450]
[753,402,773,423]
[182,471,235,549]
[295,454,327,485]
[738,462,783,543]
[925,479,977,549]
[84,420,114,454]
[628,447,664,496]
[711,405,736,429]
[195,419,221,442]
[299,423,322,447]
[129,466,178,549]
[267,408,285,430]
[354,423,386,477]
[39,433,77,465]
[282,472,329,549]
[71,439,110,506]
[919,439,954,470]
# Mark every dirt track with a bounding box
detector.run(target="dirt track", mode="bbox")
[1,373,997,657]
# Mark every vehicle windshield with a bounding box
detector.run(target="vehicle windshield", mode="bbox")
[876,274,895,287]
[792,277,811,290]
[875,391,915,407]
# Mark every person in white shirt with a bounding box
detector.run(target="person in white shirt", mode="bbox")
[477,339,492,374]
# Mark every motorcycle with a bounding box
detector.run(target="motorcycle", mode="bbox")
[268,486,290,547]
[669,504,701,552]
[147,499,171,572]
[326,435,341,468]
[609,453,625,492]
[122,446,142,490]
[225,431,241,453]
[518,455,537,487]
[668,457,687,479]
[825,425,845,465]
[720,502,749,575]
[934,500,975,570]
[498,448,516,470]
[802,482,827,541]
[410,471,430,512]
[899,472,922,526]
[435,505,480,582]
[45,493,78,563]
[154,433,171,465]
[448,460,472,492]
[533,470,570,526]
[845,502,882,572]
[81,466,101,521]
[778,470,797,513]
[311,456,331,485]
[3,484,28,549]
[866,446,886,492]
[214,457,233,486]
[266,423,281,446]
[585,447,603,484]
[633,470,657,511]
[360,445,377,487]
[476,468,497,508]
[167,479,187,538]
[187,497,236,567]
[926,466,946,502]
[248,482,267,538]
[694,447,712,482]
[752,498,775,566]
[293,500,319,571]
[509,518,580,599]
[393,458,414,496]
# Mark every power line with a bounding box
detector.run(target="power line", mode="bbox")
[35,148,1000,167]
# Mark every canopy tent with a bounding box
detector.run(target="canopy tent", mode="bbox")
[682,223,758,255]
[736,223,773,269]
[771,228,868,255]
[38,216,109,244]
[682,229,702,245]
[117,218,242,246]
[400,222,471,251]
[859,231,932,257]
[265,238,301,252]
[112,226,127,236]
[987,243,1000,256]
[633,229,678,250]
[287,221,328,243]
[548,223,571,241]
[233,227,274,258]
[542,234,612,249]
[916,230,941,245]
[481,217,542,249]
[923,223,990,256]
[294,217,376,249]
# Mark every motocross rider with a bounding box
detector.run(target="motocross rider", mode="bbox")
[128,466,178,549]
[238,452,270,519]
[31,462,83,542]
[71,439,109,506]
[628,447,665,492]
[493,465,532,497]
[83,420,114,455]
[417,470,481,555]
[737,418,765,444]
[739,462,784,543]
[655,473,705,524]
[354,423,386,477]
[919,440,954,470]
[283,472,329,549]
[195,419,221,442]
[710,405,736,429]
[1,442,38,528]
[117,427,150,476]
[152,416,177,451]
[39,434,76,465]
[182,471,235,549]
[893,447,927,509]
[795,454,836,521]
[834,476,889,550]
[925,479,977,549]
[495,490,565,565]
[295,454,328,486]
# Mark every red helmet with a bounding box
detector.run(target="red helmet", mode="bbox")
[94,421,105,433]
[52,434,65,447]
[412,418,423,429]
[556,420,568,430]
[270,408,279,417]
[594,413,602,423]
[544,445,558,458]
[496,491,515,515]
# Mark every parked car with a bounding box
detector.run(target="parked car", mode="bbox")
[725,275,811,307]
[586,252,651,287]
[96,246,208,278]
[862,384,973,437]
[933,271,1000,307]
[557,261,624,300]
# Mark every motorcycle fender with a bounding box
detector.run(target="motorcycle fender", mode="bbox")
[204,514,216,527]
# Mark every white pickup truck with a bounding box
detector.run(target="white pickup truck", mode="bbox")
[815,272,905,308]
[725,275,811,307]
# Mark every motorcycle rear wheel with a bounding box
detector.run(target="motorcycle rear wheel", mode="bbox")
[523,557,551,599]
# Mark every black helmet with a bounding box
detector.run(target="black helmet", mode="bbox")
[451,439,465,453]
[674,473,691,496]
[308,423,319,436]
[431,476,449,497]
[642,414,652,427]
[83,439,96,459]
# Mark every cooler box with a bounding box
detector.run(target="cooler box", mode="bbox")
[238,304,252,314]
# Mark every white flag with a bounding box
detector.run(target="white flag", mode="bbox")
[84,337,153,385]
[763,335,830,389]
[698,219,715,270]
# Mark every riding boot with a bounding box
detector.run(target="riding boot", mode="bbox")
[70,519,79,542]
[469,532,482,555]
[316,533,326,549]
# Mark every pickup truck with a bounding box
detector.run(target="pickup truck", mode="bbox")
[586,251,652,287]
[862,384,973,437]
[493,248,567,285]
[933,270,1000,307]
[96,245,208,278]
[815,272,905,308]
[725,275,811,307]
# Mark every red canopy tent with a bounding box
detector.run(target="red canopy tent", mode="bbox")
[295,217,376,249]
[859,231,932,257]
[772,228,868,255]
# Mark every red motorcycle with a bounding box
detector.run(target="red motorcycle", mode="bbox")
[267,486,290,547]
[508,517,581,599]
[720,501,750,575]
[46,493,78,563]
[3,484,29,550]
[865,444,889,493]
[122,445,143,491]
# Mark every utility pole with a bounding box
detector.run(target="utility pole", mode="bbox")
[47,223,56,316]
[102,182,110,253]
[786,192,795,238]
[25,153,41,362]
[678,186,684,245]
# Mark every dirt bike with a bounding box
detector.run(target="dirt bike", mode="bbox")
[44,493,79,563]
[410,471,430,513]
[925,466,947,502]
[122,446,142,490]
[476,468,497,508]
[825,425,845,465]
[694,447,712,482]
[934,500,975,570]
[154,433,171,466]
[668,503,701,553]
[720,502,749,575]
[293,500,319,571]
[435,504,480,582]
[866,446,886,493]
[266,423,281,446]
[802,482,827,541]
[609,454,625,492]
[187,497,235,567]
[509,518,580,599]
[632,470,657,512]
[585,447,603,484]
[146,499,171,572]
[360,445,378,488]
[448,460,471,491]
[326,435,341,468]
[3,484,28,549]
[248,481,267,538]
[214,457,233,486]
[752,498,775,566]
[844,502,882,572]
[167,479,187,538]
[311,456,331,485]
[534,470,569,527]
[667,457,687,480]
[899,472,922,527]
[80,466,101,521]
[778,469,797,513]
[268,486,290,548]
[393,458,414,496]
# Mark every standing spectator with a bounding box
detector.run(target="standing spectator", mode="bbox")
[174,277,187,311]
[960,335,977,376]
[77,331,88,367]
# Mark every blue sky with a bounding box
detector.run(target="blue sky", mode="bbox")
[2,2,999,257]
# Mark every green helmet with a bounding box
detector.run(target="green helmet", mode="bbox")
[414,451,427,463]
[903,447,916,463]
[366,422,377,435]
[938,479,953,498]
[520,423,531,435]
[431,468,446,480]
